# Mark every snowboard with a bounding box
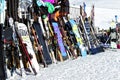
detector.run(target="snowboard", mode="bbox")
[16,22,39,74]
[42,17,57,63]
[59,17,78,59]
[68,19,87,57]
[32,22,52,64]
[51,22,67,58]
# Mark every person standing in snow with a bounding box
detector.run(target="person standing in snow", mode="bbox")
[110,29,117,42]
[109,29,118,48]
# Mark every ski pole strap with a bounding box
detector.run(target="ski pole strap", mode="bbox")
[0,0,5,14]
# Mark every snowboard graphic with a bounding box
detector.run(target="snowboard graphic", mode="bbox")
[68,19,87,57]
[16,23,39,73]
[52,22,67,57]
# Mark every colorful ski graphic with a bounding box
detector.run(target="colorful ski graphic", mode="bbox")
[69,19,87,57]
[52,22,67,57]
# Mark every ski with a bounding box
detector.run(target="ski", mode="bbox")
[51,22,68,59]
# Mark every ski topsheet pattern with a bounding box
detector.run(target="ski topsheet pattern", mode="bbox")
[32,22,52,64]
[68,19,87,57]
[52,22,67,57]
[16,23,39,72]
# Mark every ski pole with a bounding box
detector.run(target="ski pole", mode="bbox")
[105,36,111,44]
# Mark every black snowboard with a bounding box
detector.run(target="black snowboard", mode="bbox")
[32,22,52,64]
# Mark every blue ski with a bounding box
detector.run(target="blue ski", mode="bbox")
[52,22,67,57]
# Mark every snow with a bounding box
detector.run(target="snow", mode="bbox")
[69,0,120,30]
[8,49,120,80]
[69,0,120,9]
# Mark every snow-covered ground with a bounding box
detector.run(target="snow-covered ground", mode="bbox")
[8,49,120,80]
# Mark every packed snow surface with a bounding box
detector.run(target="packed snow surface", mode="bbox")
[9,49,120,80]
